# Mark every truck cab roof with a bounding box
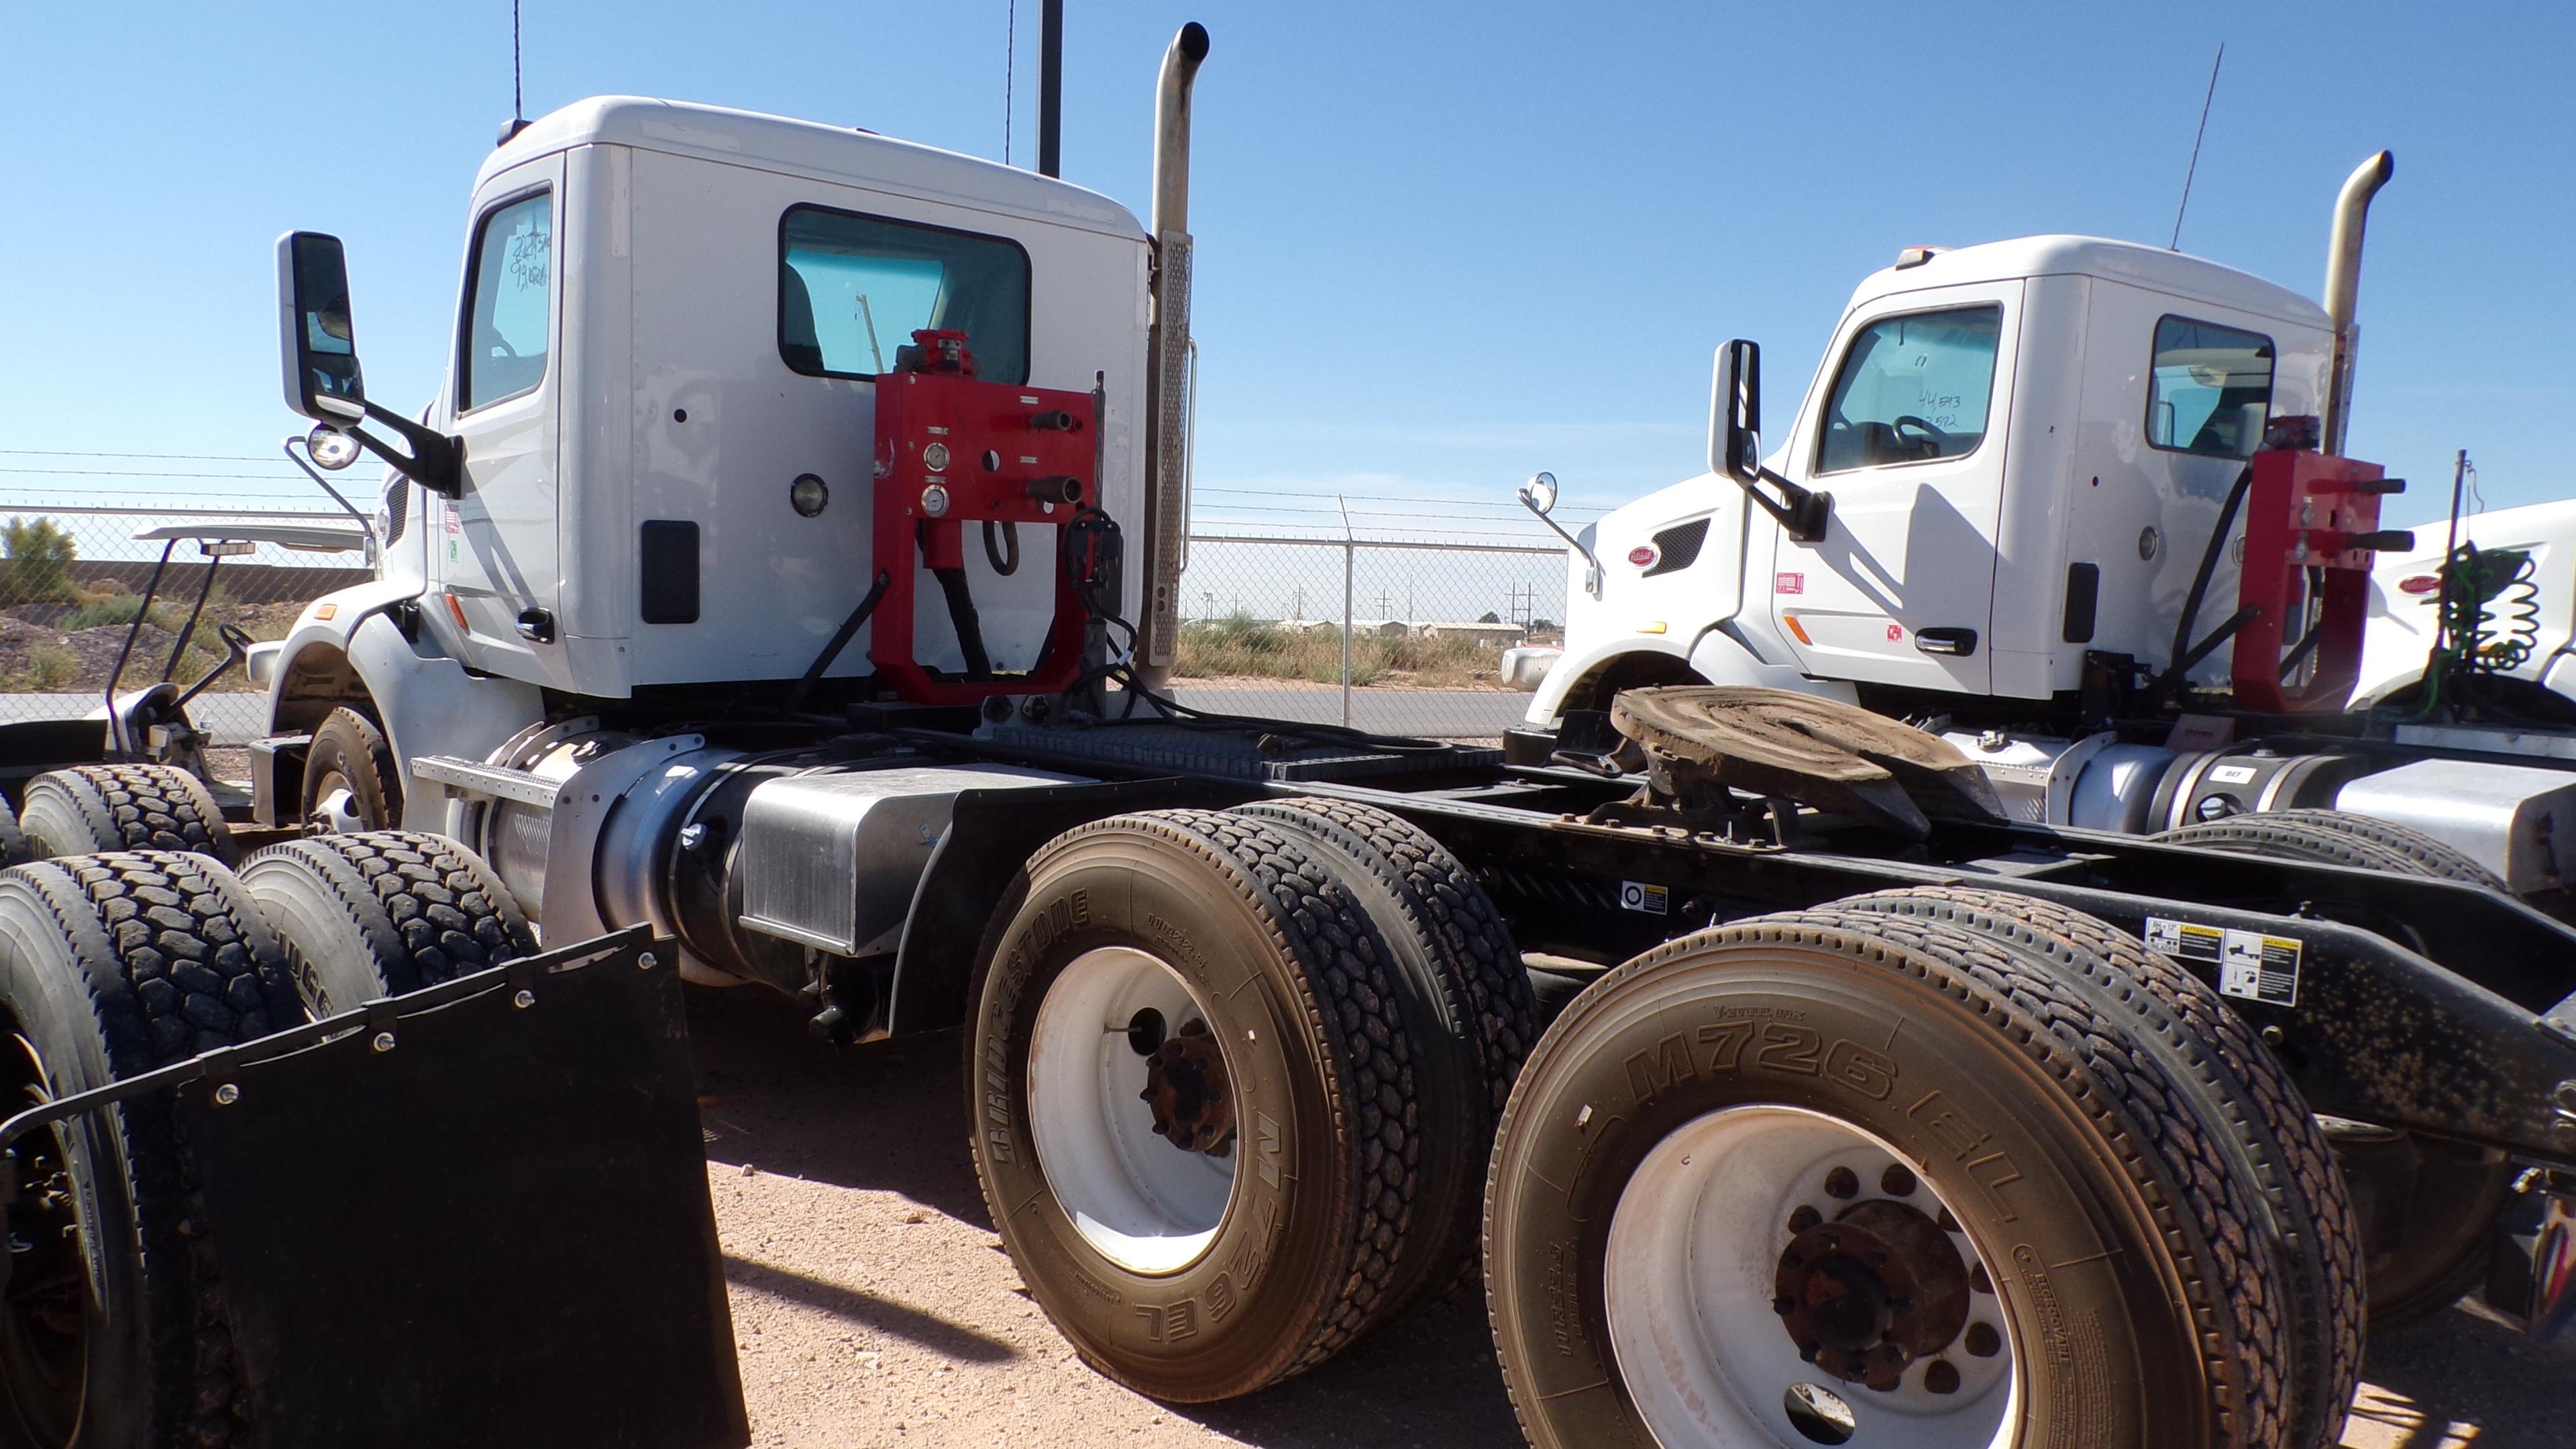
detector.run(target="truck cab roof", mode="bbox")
[1850,233,2330,330]
[480,95,1148,242]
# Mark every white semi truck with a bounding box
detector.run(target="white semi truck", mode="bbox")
[1515,157,2576,898]
[3,28,2573,1449]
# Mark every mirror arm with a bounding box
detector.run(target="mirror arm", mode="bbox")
[1517,493,1604,599]
[348,400,464,497]
[1737,467,1830,544]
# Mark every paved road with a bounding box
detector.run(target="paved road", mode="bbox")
[692,985,2573,1449]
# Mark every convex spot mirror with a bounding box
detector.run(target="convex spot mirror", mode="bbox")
[305,425,362,471]
[1709,338,1764,484]
[278,231,366,425]
[1519,471,1560,517]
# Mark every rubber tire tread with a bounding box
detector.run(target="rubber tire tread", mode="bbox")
[2150,812,2449,881]
[0,851,298,1448]
[1233,797,1536,1308]
[20,764,236,865]
[2150,808,2516,1330]
[1817,887,2361,1449]
[240,830,537,1014]
[301,707,402,830]
[967,808,1426,1389]
[1487,912,2290,1449]
[0,794,26,867]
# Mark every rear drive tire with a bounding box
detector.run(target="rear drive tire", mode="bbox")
[1814,886,2362,1449]
[2155,808,2504,891]
[301,708,400,834]
[19,765,235,866]
[1231,796,1535,1310]
[1485,912,2291,1449]
[0,851,297,1449]
[966,810,1430,1401]
[0,796,28,868]
[2150,808,2517,1328]
[239,830,537,1017]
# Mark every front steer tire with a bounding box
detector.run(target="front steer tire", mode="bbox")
[0,852,298,1449]
[239,831,537,1018]
[965,810,1433,1402]
[1486,913,2292,1449]
[19,765,236,866]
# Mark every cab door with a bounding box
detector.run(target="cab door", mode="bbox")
[1768,282,2021,693]
[438,158,565,682]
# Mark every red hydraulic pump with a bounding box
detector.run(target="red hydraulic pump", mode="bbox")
[867,329,1100,706]
[2228,442,2411,713]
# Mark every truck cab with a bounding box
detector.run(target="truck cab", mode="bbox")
[1533,235,2333,722]
[266,97,1153,820]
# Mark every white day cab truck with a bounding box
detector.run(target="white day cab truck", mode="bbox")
[1,25,2571,1449]
[1516,154,2576,885]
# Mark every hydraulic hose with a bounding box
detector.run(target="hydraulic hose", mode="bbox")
[935,566,994,680]
[2163,465,2255,694]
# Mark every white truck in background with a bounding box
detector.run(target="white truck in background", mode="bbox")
[1514,158,2576,894]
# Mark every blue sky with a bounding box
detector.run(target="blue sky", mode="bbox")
[1,0,2567,545]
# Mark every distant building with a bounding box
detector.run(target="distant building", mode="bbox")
[1417,621,1528,648]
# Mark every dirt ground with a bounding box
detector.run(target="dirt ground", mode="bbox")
[689,984,2573,1449]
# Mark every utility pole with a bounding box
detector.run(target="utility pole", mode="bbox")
[1036,0,1064,178]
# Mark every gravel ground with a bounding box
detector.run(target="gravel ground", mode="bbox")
[689,984,2573,1449]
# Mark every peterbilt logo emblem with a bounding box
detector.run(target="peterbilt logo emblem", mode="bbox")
[1627,545,1658,568]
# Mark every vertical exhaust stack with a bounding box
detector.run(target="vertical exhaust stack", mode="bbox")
[1136,21,1210,692]
[2320,150,2394,456]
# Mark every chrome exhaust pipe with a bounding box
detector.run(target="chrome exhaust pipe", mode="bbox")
[2320,150,2394,455]
[1137,21,1210,690]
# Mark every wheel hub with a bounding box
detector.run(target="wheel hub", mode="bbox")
[1138,1018,1235,1156]
[1775,1199,1971,1390]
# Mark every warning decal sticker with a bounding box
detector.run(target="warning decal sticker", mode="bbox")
[1619,881,1670,915]
[2145,916,2302,1007]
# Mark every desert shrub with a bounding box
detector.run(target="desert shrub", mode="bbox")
[0,519,79,606]
[21,643,78,692]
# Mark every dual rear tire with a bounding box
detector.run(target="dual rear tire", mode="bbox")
[965,801,1532,1402]
[0,830,535,1449]
[1485,891,2361,1449]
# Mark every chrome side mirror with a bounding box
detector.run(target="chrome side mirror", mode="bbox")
[305,425,362,471]
[1515,470,1601,598]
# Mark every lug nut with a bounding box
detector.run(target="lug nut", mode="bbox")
[1881,1163,1918,1197]
[1823,1167,1860,1199]
[1788,1205,1822,1234]
[1774,1295,1797,1316]
[1925,1360,1962,1394]
[1971,1261,1994,1295]
[1965,1322,2002,1357]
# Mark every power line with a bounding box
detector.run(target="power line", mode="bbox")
[0,449,293,464]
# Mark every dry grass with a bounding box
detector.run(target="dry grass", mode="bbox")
[1173,614,1505,688]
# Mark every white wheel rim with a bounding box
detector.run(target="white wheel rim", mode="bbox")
[1026,946,1238,1274]
[311,778,366,834]
[1604,1106,2019,1449]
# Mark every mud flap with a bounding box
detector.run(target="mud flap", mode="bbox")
[2487,1173,2576,1346]
[3,925,748,1449]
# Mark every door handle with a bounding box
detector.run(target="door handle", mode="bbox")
[514,608,555,645]
[1914,627,1977,657]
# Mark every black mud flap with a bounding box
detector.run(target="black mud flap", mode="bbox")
[5,925,749,1449]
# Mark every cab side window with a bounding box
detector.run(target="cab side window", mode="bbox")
[459,191,553,411]
[2146,315,2273,458]
[1815,305,2002,474]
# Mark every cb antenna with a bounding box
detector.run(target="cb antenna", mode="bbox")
[498,0,530,147]
[2170,42,2224,250]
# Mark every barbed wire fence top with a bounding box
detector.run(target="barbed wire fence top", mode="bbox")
[0,447,372,731]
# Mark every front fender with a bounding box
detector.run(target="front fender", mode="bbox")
[1525,635,1698,728]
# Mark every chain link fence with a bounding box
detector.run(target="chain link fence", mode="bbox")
[1170,534,1566,740]
[0,502,367,730]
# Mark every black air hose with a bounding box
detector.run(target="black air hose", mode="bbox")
[2163,464,2256,691]
[935,566,994,680]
